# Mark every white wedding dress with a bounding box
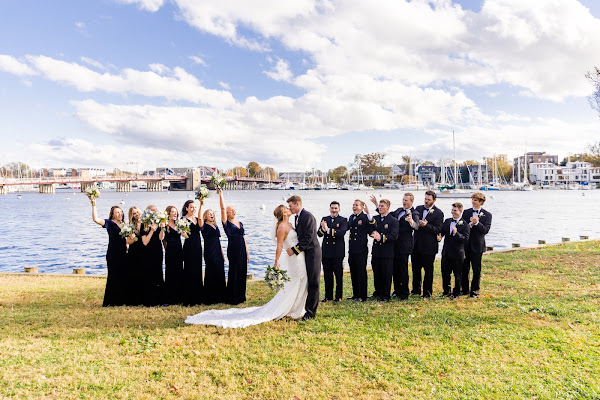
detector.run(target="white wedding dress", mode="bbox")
[185,229,307,328]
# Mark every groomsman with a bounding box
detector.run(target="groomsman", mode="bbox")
[370,193,420,300]
[412,190,444,299]
[370,199,399,302]
[317,201,349,302]
[440,202,470,299]
[461,192,492,298]
[347,199,376,302]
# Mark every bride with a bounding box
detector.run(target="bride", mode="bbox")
[185,205,308,328]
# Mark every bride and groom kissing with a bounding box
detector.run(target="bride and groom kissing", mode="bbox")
[185,195,321,328]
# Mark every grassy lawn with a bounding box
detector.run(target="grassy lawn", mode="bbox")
[1,241,599,399]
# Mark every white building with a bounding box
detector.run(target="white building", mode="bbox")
[529,162,600,185]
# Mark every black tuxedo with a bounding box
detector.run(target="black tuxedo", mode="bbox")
[291,208,322,318]
[347,212,376,300]
[389,207,420,299]
[441,217,470,296]
[318,215,348,300]
[411,204,444,298]
[371,213,399,301]
[461,208,492,296]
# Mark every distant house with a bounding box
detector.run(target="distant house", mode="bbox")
[529,161,600,185]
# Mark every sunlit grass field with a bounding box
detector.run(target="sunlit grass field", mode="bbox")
[1,241,599,399]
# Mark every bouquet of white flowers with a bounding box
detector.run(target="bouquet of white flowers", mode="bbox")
[264,265,290,291]
[175,218,191,235]
[211,175,227,189]
[195,184,210,200]
[119,223,137,241]
[141,210,169,230]
[85,184,100,199]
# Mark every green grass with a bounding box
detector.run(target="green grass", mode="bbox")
[1,241,599,399]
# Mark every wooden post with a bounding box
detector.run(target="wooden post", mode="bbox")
[580,235,589,240]
[246,274,254,281]
[538,240,546,244]
[24,266,38,273]
[0,185,7,195]
[73,268,86,275]
[512,243,520,248]
[562,237,570,242]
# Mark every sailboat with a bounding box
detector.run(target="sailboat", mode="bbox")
[438,131,472,198]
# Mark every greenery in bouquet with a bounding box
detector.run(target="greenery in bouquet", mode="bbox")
[211,175,227,189]
[264,265,290,291]
[141,209,168,230]
[85,184,100,199]
[175,218,191,235]
[119,223,137,241]
[195,184,210,200]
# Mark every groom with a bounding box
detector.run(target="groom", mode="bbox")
[286,195,322,321]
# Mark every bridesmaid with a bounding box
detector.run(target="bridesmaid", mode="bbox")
[90,196,133,307]
[127,206,145,306]
[163,205,186,305]
[219,188,250,305]
[141,205,166,306]
[182,199,204,306]
[200,205,226,304]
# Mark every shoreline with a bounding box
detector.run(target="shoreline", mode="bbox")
[4,237,595,280]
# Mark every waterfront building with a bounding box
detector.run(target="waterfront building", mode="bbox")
[530,161,600,186]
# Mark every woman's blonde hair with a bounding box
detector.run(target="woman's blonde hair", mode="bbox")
[128,206,142,234]
[273,204,286,233]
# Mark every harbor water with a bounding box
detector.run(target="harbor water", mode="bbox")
[1,188,598,277]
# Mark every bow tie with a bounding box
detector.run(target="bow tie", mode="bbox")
[453,219,459,223]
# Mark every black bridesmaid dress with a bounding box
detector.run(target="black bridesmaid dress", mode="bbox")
[201,223,226,304]
[141,227,166,306]
[126,228,144,306]
[102,219,128,307]
[223,220,248,305]
[164,226,185,305]
[182,217,203,305]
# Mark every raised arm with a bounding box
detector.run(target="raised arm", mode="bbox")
[142,224,158,246]
[197,198,205,228]
[218,189,227,224]
[90,197,105,227]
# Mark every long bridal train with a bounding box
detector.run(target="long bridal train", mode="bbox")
[185,229,307,328]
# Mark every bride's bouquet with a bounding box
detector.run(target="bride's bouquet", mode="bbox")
[211,175,227,189]
[264,265,290,291]
[119,223,137,241]
[174,218,191,235]
[195,184,210,200]
[85,184,100,199]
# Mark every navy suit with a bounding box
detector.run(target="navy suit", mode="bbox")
[441,217,470,296]
[371,213,399,301]
[347,212,376,300]
[412,205,444,298]
[291,208,322,318]
[461,207,492,296]
[376,206,420,299]
[318,214,348,300]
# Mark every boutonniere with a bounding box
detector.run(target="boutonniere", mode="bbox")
[429,209,434,214]
[384,224,388,229]
[336,223,339,227]
[358,220,362,225]
[458,220,464,226]
[479,212,485,218]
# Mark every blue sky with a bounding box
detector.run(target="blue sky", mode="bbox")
[1,0,600,172]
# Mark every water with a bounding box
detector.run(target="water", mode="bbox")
[1,188,598,277]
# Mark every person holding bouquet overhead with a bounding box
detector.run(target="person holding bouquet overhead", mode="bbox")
[163,205,187,305]
[201,206,227,305]
[140,205,166,306]
[89,196,131,307]
[182,199,204,306]
[219,188,250,305]
[127,206,145,306]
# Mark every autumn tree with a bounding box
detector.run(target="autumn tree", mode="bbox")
[485,155,513,182]
[229,166,248,177]
[327,166,348,183]
[246,162,261,177]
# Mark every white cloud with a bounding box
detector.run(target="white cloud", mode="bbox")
[218,81,230,90]
[115,0,164,12]
[189,55,207,66]
[23,55,236,108]
[75,21,86,29]
[264,57,293,82]
[80,57,106,70]
[0,55,37,76]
